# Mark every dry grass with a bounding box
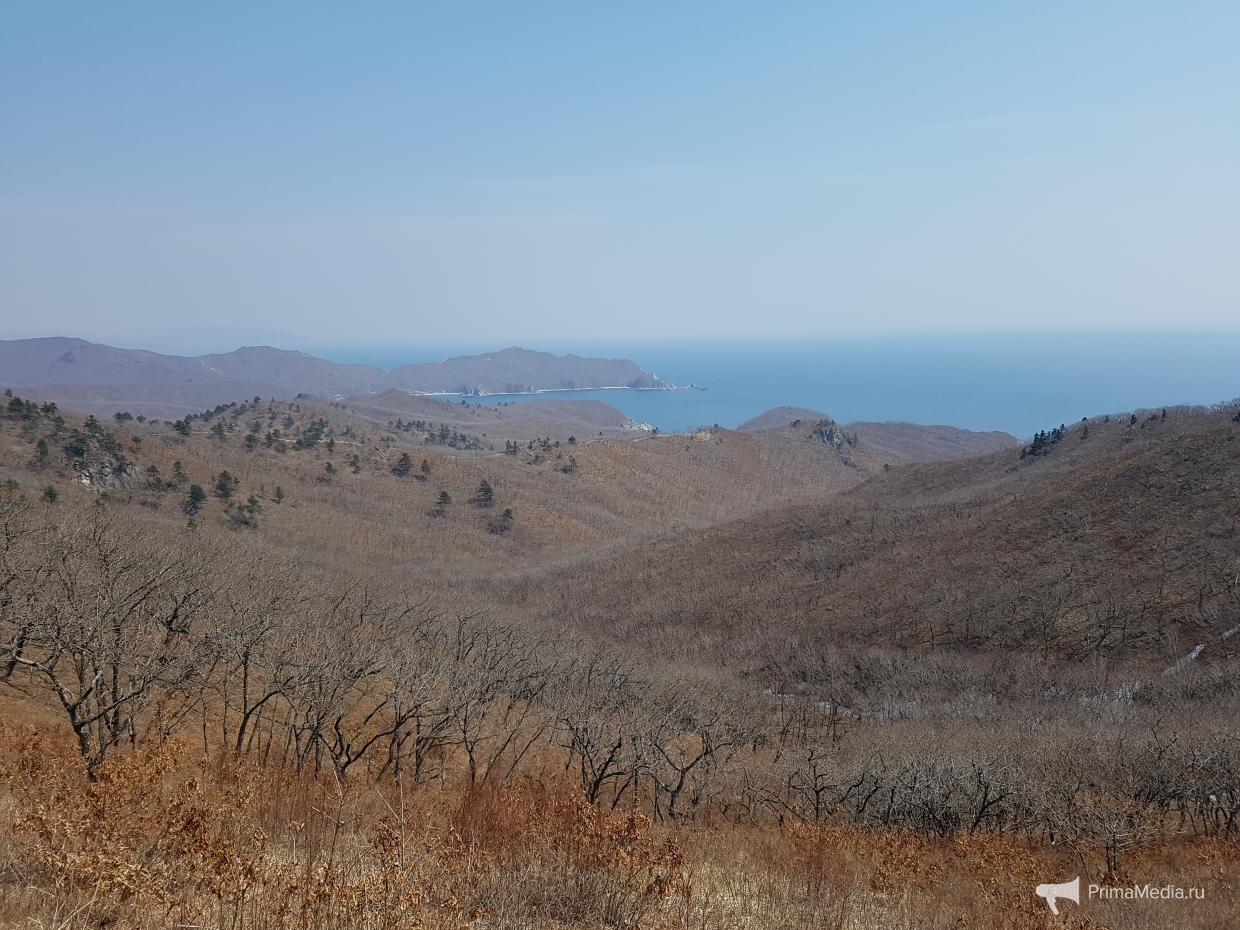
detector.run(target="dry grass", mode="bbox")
[3,395,1240,927]
[0,722,689,930]
[2,721,1237,929]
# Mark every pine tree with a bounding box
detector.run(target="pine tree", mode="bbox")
[185,484,206,515]
[214,471,237,499]
[476,479,494,506]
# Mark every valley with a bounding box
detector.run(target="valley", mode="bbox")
[0,385,1237,929]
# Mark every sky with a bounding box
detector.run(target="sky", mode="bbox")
[1,2,1238,356]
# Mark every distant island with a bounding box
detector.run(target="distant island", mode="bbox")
[0,338,672,419]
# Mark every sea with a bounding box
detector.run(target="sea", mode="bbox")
[322,334,1240,441]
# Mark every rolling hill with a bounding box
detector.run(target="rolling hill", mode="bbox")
[0,338,667,418]
[2,383,1239,930]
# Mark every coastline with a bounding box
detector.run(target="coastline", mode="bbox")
[402,383,703,398]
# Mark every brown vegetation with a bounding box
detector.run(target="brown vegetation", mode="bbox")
[1,389,1238,928]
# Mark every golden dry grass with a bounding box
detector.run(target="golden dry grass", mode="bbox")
[2,719,1237,929]
[2,394,1240,928]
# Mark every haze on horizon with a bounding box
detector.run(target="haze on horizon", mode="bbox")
[2,3,1238,356]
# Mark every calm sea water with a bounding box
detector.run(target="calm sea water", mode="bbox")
[321,335,1240,440]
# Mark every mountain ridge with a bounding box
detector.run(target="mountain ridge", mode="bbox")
[0,337,666,417]
[737,405,1020,462]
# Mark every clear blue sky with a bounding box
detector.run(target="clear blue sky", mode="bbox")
[2,3,1237,354]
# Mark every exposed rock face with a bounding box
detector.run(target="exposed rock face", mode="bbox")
[809,420,857,450]
[71,460,136,490]
[55,417,141,489]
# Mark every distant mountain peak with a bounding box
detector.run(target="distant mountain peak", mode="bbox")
[0,336,666,419]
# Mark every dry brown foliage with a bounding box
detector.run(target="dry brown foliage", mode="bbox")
[2,393,1240,927]
[0,724,694,930]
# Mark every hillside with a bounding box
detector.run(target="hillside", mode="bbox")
[0,392,883,573]
[2,389,1232,631]
[3,386,1235,681]
[342,389,649,443]
[736,405,832,431]
[0,338,666,418]
[387,347,663,394]
[738,405,1020,462]
[510,405,1240,684]
[2,388,1239,930]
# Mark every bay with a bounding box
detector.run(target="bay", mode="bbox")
[322,333,1240,440]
